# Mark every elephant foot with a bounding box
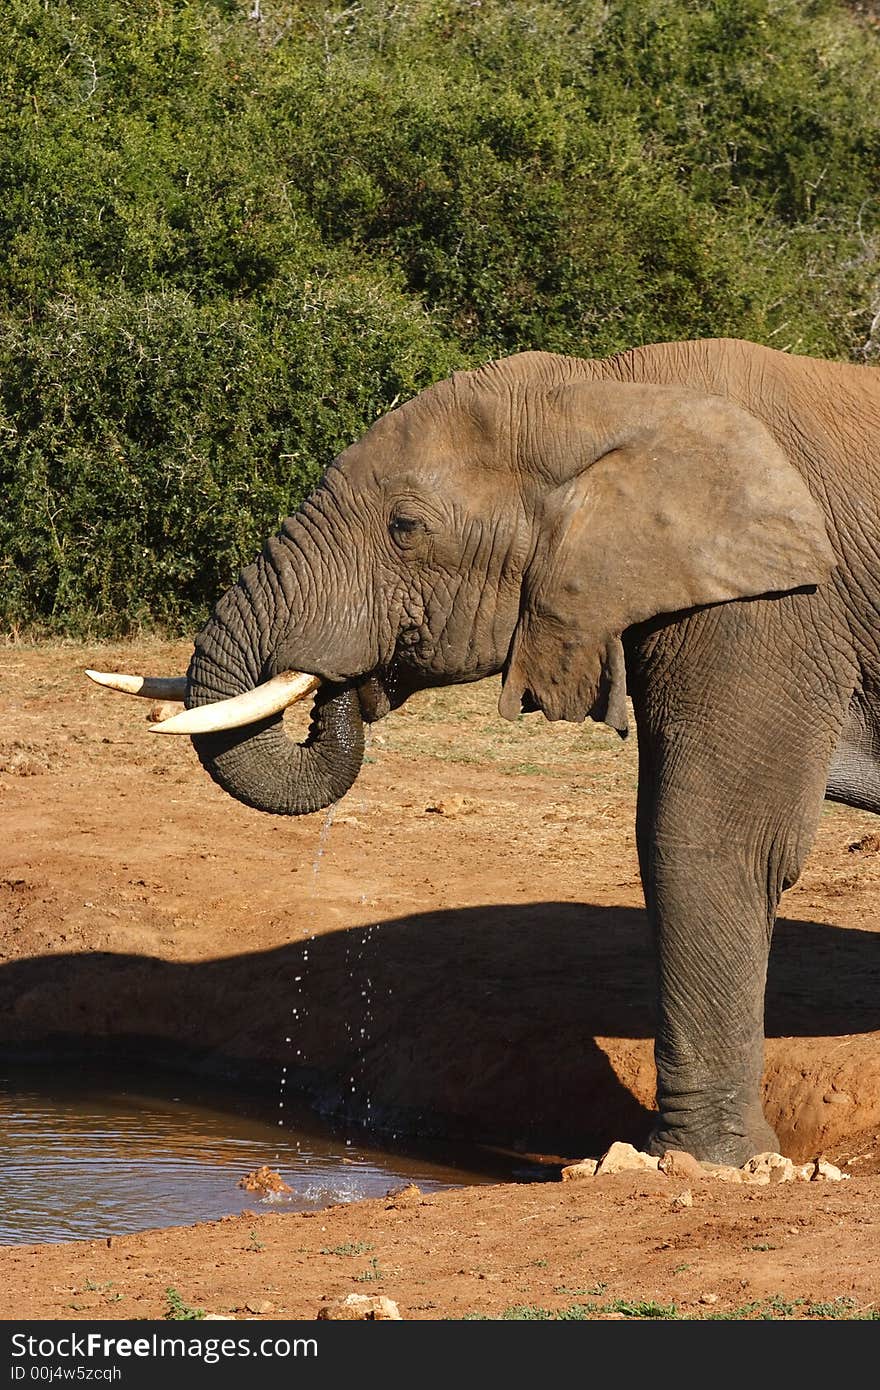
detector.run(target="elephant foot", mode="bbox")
[645,1115,781,1169]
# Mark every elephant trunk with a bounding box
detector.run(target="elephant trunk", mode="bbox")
[185,515,366,816]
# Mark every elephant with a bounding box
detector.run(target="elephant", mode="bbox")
[94,336,880,1167]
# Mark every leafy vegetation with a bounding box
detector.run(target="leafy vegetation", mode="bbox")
[1,0,878,634]
[468,1293,880,1319]
[163,1285,206,1320]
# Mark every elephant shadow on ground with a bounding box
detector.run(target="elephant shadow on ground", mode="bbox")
[1,904,878,1157]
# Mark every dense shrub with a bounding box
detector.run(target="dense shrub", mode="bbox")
[0,0,877,634]
[0,283,460,633]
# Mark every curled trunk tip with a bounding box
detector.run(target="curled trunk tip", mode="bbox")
[190,684,365,816]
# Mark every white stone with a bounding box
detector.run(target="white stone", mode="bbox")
[595,1142,661,1175]
[561,1159,598,1181]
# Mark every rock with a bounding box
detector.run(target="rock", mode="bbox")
[658,1150,706,1182]
[671,1189,693,1208]
[238,1166,292,1194]
[424,795,468,817]
[700,1164,743,1184]
[699,1292,719,1305]
[595,1142,661,1175]
[741,1152,799,1184]
[203,1314,237,1321]
[561,1159,599,1181]
[245,1299,275,1315]
[811,1158,847,1182]
[385,1183,422,1208]
[736,1152,844,1184]
[822,1090,853,1106]
[317,1294,402,1321]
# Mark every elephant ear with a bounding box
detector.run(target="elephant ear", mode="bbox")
[499,380,836,728]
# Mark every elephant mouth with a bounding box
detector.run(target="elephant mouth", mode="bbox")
[354,665,425,723]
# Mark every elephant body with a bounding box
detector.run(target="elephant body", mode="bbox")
[184,337,880,1165]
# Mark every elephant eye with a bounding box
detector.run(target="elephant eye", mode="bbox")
[388,512,426,544]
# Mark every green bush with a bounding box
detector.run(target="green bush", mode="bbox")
[0,282,461,633]
[0,0,877,634]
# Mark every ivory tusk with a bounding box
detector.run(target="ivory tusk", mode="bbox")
[148,671,321,735]
[86,670,188,701]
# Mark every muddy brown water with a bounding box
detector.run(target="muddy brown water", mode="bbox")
[0,1062,524,1245]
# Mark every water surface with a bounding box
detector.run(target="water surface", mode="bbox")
[0,1061,517,1245]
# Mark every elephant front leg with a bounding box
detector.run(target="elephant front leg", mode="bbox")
[644,841,781,1165]
[629,602,852,1168]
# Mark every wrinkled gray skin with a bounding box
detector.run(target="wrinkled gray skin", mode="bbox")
[187,338,880,1165]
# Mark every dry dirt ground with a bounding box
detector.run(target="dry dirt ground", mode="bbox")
[1,638,880,1321]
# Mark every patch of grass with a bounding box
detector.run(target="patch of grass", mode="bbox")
[474,1298,682,1320]
[708,1294,879,1321]
[804,1297,878,1320]
[498,1306,555,1320]
[354,1257,386,1283]
[384,681,635,775]
[477,1293,879,1321]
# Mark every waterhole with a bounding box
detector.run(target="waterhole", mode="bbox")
[0,1060,521,1246]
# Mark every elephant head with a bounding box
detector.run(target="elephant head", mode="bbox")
[101,352,834,815]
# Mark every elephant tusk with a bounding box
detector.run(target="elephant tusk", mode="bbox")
[148,671,321,735]
[86,670,188,701]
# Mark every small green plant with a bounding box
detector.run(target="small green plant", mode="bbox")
[764,1294,803,1318]
[553,1280,608,1297]
[73,1280,118,1303]
[247,1229,265,1252]
[164,1287,206,1321]
[807,1296,860,1319]
[321,1241,373,1257]
[500,1306,554,1320]
[354,1257,385,1283]
[600,1299,681,1320]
